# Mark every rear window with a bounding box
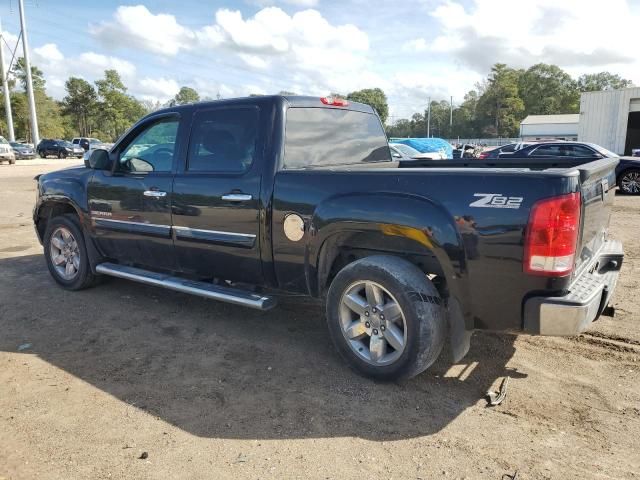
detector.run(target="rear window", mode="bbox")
[283,108,391,169]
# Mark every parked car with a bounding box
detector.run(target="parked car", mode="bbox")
[0,136,16,164]
[37,139,85,159]
[478,143,517,159]
[72,137,102,151]
[34,95,624,381]
[452,143,481,159]
[502,141,640,195]
[83,142,114,162]
[10,141,36,160]
[389,143,444,160]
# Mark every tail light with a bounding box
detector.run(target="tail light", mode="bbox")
[524,192,581,277]
[479,152,489,159]
[320,96,349,107]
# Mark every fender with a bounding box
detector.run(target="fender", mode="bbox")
[305,192,474,346]
[33,168,104,272]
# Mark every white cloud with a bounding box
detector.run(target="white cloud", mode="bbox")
[78,52,136,79]
[402,38,427,52]
[428,0,637,74]
[238,53,270,69]
[92,5,195,56]
[33,43,64,61]
[136,77,180,101]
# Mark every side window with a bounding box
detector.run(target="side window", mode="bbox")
[119,117,179,173]
[570,145,599,157]
[187,107,259,173]
[531,145,561,156]
[72,139,79,144]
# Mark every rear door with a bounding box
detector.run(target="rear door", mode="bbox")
[87,113,184,271]
[171,105,264,283]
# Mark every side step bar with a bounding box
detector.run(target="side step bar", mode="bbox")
[95,262,276,311]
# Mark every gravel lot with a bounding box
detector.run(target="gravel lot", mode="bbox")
[1,160,639,480]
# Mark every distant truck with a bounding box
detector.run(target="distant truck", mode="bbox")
[34,96,624,380]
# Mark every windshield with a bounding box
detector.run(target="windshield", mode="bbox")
[0,136,9,145]
[392,143,421,157]
[61,141,74,147]
[10,142,22,148]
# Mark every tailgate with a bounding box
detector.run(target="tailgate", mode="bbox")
[574,157,619,276]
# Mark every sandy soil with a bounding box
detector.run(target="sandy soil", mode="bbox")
[1,160,638,480]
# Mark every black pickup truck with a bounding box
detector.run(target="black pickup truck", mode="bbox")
[34,95,624,380]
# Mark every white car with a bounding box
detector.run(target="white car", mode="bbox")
[83,143,114,163]
[389,143,446,160]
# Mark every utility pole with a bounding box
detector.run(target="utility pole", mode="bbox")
[18,0,39,146]
[426,97,431,138]
[0,16,14,141]
[449,96,453,126]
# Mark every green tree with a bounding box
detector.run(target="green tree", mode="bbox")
[95,69,146,140]
[518,63,579,115]
[346,88,389,123]
[577,72,634,92]
[12,57,46,91]
[61,77,98,137]
[170,86,200,106]
[476,64,524,137]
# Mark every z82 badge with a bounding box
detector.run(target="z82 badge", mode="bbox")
[469,193,523,209]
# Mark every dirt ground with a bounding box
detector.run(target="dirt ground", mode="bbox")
[1,160,639,480]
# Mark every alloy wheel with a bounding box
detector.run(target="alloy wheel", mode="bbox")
[49,226,80,280]
[339,280,407,366]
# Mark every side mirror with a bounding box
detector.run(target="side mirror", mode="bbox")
[392,152,402,159]
[86,149,112,170]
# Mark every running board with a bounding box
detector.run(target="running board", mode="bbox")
[95,262,276,311]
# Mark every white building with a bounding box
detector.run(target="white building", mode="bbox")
[519,114,580,141]
[578,87,640,155]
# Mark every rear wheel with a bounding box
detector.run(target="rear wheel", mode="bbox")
[43,214,98,290]
[326,255,445,381]
[619,169,640,195]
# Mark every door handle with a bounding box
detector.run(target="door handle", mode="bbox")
[221,193,252,202]
[143,190,167,198]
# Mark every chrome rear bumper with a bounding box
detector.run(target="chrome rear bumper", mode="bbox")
[523,239,624,335]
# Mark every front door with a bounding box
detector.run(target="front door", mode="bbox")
[87,114,182,271]
[171,105,263,284]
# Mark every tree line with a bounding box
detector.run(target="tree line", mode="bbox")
[0,59,633,143]
[386,64,633,139]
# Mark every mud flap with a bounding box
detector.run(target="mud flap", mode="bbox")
[447,296,472,362]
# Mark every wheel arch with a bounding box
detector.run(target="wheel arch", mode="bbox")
[307,192,468,301]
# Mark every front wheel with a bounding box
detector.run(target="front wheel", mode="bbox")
[39,151,46,158]
[326,255,446,381]
[43,214,98,290]
[618,169,640,195]
[58,150,67,159]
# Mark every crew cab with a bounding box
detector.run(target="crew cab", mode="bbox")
[33,96,624,380]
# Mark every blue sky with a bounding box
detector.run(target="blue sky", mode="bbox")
[1,0,638,121]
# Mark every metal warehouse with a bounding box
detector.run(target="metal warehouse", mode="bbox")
[578,87,640,155]
[519,114,579,141]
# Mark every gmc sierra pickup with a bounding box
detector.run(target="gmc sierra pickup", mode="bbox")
[34,95,624,380]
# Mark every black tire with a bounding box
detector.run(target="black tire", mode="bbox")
[9,158,16,165]
[58,150,67,159]
[326,255,446,381]
[43,214,99,290]
[39,151,46,158]
[618,169,640,195]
